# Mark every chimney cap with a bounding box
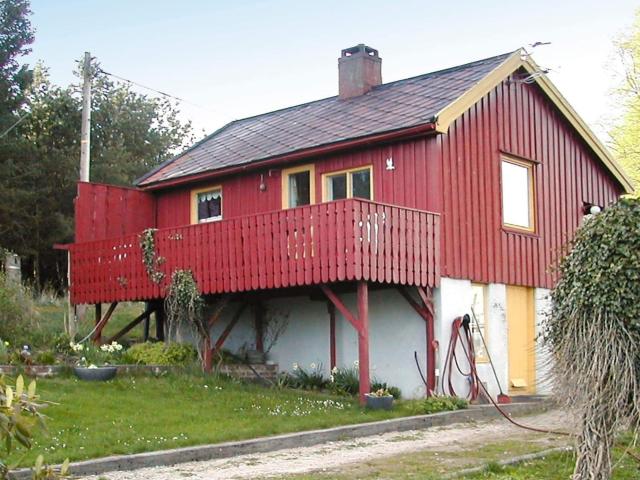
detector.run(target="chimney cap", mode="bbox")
[341,44,379,58]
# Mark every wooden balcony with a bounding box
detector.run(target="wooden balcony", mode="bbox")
[69,198,440,305]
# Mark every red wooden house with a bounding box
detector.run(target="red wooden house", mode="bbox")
[68,45,632,401]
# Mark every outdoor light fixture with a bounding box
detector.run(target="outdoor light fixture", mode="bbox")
[583,202,603,216]
[259,173,267,192]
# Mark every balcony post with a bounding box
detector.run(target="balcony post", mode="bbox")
[327,301,336,370]
[357,281,370,404]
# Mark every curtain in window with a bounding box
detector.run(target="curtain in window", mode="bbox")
[198,190,222,220]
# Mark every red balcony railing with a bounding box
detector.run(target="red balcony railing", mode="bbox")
[69,198,440,305]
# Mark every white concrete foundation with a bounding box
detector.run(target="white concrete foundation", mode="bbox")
[205,278,554,400]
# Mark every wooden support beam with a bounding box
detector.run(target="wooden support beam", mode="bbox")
[155,302,165,341]
[328,302,336,370]
[106,305,155,344]
[92,302,117,344]
[319,284,360,331]
[202,303,249,372]
[94,303,102,342]
[397,286,437,396]
[321,282,370,405]
[357,281,370,404]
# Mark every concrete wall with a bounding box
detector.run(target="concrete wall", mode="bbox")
[206,280,554,400]
[209,289,427,399]
[434,278,508,400]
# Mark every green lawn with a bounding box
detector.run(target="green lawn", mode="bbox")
[14,373,425,467]
[35,301,149,346]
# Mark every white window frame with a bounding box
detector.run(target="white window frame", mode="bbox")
[501,155,535,232]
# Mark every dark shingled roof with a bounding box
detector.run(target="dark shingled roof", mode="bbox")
[138,51,514,186]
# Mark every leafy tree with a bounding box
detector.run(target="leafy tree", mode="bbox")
[546,198,640,479]
[0,64,193,287]
[610,9,640,191]
[0,0,33,129]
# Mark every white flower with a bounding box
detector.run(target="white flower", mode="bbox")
[331,366,338,374]
[88,364,97,369]
[310,362,317,370]
[100,344,109,352]
[330,375,335,383]
[3,341,9,347]
[353,360,359,367]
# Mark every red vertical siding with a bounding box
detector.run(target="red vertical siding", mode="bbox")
[75,182,155,243]
[437,74,622,289]
[150,74,622,291]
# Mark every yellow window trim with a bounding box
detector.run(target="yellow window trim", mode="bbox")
[321,165,373,202]
[434,49,633,193]
[281,164,316,209]
[190,184,222,225]
[471,283,490,363]
[501,154,536,233]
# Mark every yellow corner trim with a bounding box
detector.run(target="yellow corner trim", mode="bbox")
[434,49,634,194]
[190,184,222,225]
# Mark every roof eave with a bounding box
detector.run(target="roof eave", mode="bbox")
[433,49,634,194]
[139,122,438,191]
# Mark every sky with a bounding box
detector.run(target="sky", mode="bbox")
[25,0,639,141]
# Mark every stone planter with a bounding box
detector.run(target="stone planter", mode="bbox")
[24,365,66,378]
[246,350,266,364]
[73,366,117,381]
[0,365,17,376]
[365,394,394,410]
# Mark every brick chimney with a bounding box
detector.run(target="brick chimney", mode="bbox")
[338,44,382,99]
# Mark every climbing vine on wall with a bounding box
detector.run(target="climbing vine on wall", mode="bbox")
[164,270,204,344]
[546,197,640,479]
[139,228,165,284]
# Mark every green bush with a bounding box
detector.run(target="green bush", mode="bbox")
[329,366,359,396]
[420,396,468,415]
[0,274,37,345]
[287,363,328,390]
[0,341,8,365]
[123,342,197,366]
[34,351,56,365]
[327,366,402,399]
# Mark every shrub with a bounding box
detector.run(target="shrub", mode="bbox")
[0,274,37,345]
[123,342,197,366]
[34,351,56,365]
[420,396,468,415]
[329,366,359,396]
[0,341,8,365]
[327,367,402,399]
[288,363,328,390]
[53,333,73,356]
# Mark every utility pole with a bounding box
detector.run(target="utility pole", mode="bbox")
[79,51,92,182]
[72,51,92,335]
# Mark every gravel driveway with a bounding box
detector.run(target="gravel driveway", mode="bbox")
[85,409,570,480]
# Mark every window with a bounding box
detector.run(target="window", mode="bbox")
[323,166,372,201]
[501,156,535,231]
[282,164,315,209]
[471,283,489,362]
[190,186,222,224]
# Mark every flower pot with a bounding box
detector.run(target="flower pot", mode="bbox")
[73,366,117,381]
[365,394,394,410]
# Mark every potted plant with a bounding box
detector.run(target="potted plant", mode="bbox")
[70,341,123,381]
[365,388,394,410]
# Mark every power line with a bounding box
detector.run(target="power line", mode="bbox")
[0,111,31,139]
